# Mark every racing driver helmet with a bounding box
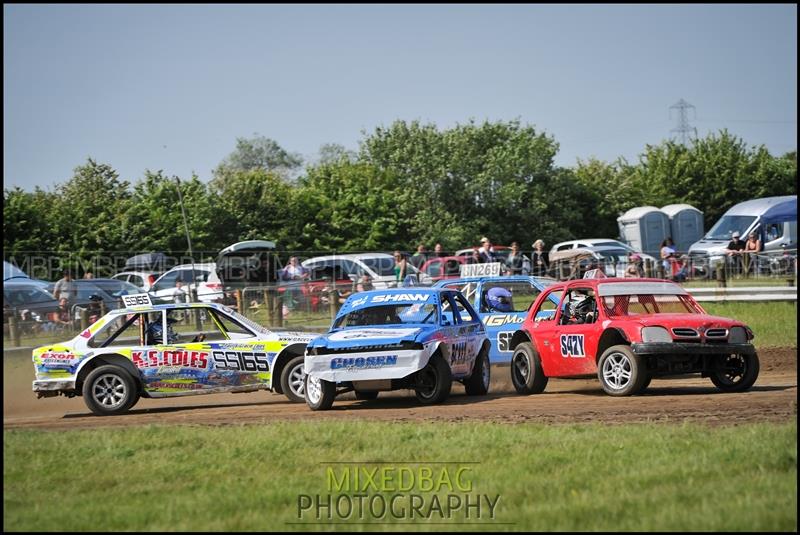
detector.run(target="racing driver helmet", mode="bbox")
[146,317,179,345]
[486,287,514,312]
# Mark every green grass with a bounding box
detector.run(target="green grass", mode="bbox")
[703,301,797,347]
[4,421,796,531]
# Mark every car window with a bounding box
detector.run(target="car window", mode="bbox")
[481,281,541,313]
[152,270,181,292]
[425,260,442,277]
[90,313,149,348]
[209,309,254,340]
[559,288,597,325]
[359,257,395,277]
[556,244,573,251]
[452,293,479,323]
[129,275,144,288]
[533,289,563,322]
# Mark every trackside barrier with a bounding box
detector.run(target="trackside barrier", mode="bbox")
[686,286,797,302]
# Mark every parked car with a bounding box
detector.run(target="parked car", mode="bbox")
[148,263,223,303]
[47,279,141,312]
[31,300,319,415]
[3,282,60,325]
[508,277,759,396]
[419,256,469,283]
[551,239,657,262]
[301,253,431,289]
[3,261,50,290]
[455,245,511,263]
[116,253,168,290]
[434,275,557,363]
[111,271,160,291]
[303,287,490,410]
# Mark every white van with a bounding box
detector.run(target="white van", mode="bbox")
[688,196,797,268]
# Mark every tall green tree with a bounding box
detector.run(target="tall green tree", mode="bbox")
[213,135,302,183]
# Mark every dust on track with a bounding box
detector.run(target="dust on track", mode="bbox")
[4,347,796,431]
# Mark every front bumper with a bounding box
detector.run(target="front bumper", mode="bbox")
[33,379,77,396]
[305,348,431,383]
[631,342,756,356]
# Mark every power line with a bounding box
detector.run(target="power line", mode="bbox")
[669,98,697,145]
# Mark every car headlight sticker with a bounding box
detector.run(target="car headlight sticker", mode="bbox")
[641,326,672,343]
[729,327,747,344]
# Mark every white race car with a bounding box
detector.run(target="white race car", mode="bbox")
[32,297,316,415]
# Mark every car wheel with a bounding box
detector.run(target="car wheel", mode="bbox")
[464,346,490,396]
[355,391,379,401]
[597,345,646,396]
[710,353,759,392]
[414,353,452,405]
[304,374,335,410]
[82,365,139,416]
[280,355,307,403]
[511,342,548,395]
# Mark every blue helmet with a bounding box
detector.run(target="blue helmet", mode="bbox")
[486,287,513,312]
[146,319,178,345]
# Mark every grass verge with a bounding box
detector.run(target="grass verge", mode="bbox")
[703,301,797,347]
[4,421,796,531]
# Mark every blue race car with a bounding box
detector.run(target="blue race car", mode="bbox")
[303,288,490,410]
[434,276,558,363]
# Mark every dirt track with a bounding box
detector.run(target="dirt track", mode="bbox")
[4,348,796,431]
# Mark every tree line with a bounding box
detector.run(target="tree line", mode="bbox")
[3,120,796,275]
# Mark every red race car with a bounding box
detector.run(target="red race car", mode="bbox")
[508,277,759,396]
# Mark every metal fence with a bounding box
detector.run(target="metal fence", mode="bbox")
[4,250,797,348]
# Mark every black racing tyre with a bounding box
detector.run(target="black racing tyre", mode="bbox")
[414,353,452,405]
[280,355,307,403]
[710,353,760,392]
[82,365,140,416]
[304,374,336,411]
[464,346,491,396]
[597,345,647,397]
[511,342,548,395]
[355,391,379,401]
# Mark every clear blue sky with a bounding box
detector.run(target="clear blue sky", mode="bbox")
[3,4,797,190]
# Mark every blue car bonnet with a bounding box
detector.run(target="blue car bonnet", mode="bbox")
[309,289,443,350]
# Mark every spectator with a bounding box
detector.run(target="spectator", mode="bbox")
[505,242,525,275]
[743,231,762,276]
[281,256,309,281]
[671,255,690,283]
[172,278,188,304]
[356,274,374,292]
[433,243,446,258]
[725,232,746,274]
[54,297,72,328]
[410,244,428,269]
[469,247,482,264]
[393,251,408,286]
[479,237,498,263]
[660,238,677,274]
[280,257,309,311]
[625,253,644,278]
[52,270,77,309]
[83,271,94,280]
[530,239,550,277]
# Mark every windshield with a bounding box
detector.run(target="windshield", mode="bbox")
[360,257,421,277]
[334,303,438,328]
[704,215,756,240]
[595,249,631,263]
[223,306,271,335]
[91,280,141,297]
[602,294,701,316]
[5,285,55,305]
